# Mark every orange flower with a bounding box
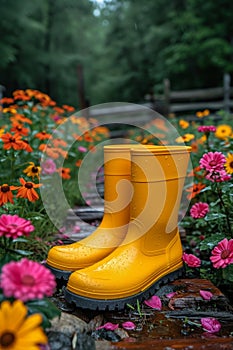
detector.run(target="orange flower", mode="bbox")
[10,123,29,136]
[1,132,24,150]
[62,104,75,112]
[52,138,67,148]
[35,131,51,140]
[83,132,93,142]
[196,109,210,118]
[16,178,42,202]
[49,100,56,107]
[39,144,60,159]
[0,97,14,104]
[191,140,199,153]
[186,183,206,200]
[10,113,32,125]
[187,166,205,180]
[13,91,31,101]
[75,159,82,167]
[53,106,65,114]
[57,168,71,179]
[179,119,189,129]
[56,148,68,158]
[0,184,18,206]
[21,140,33,152]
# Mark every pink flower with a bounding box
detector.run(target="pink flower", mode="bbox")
[190,202,209,219]
[78,146,87,153]
[200,290,213,300]
[201,317,221,333]
[96,322,119,331]
[205,169,231,182]
[0,258,56,302]
[210,238,233,268]
[122,321,136,330]
[199,152,226,172]
[0,214,34,239]
[144,295,162,310]
[182,252,201,268]
[197,125,216,133]
[41,158,57,175]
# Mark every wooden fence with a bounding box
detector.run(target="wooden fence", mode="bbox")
[87,74,233,127]
[151,73,233,117]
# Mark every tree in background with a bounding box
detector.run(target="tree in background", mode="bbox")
[1,0,233,106]
[0,0,97,106]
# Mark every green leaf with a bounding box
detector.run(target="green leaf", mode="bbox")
[14,249,33,256]
[222,264,233,282]
[12,238,30,244]
[26,298,61,320]
[199,233,225,251]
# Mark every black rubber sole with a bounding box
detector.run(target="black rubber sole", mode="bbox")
[45,264,72,281]
[64,267,184,311]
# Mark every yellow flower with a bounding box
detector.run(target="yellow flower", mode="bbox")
[179,119,189,129]
[225,153,233,174]
[198,135,207,144]
[176,133,195,143]
[23,162,41,179]
[215,124,232,140]
[195,109,210,118]
[0,128,4,137]
[0,300,47,350]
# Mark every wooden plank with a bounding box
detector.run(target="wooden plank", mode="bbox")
[170,100,233,112]
[88,104,155,126]
[170,86,224,100]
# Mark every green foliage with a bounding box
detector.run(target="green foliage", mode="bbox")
[27,298,61,328]
[1,0,233,105]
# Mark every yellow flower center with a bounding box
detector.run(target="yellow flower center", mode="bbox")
[21,274,35,286]
[0,332,15,347]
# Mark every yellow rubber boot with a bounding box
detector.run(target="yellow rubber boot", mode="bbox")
[65,145,191,309]
[46,144,134,279]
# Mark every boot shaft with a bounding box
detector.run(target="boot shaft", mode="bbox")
[125,146,191,249]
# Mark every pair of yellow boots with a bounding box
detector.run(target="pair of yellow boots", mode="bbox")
[46,144,191,310]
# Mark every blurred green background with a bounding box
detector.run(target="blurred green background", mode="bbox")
[1,0,233,108]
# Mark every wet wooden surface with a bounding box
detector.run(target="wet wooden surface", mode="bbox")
[101,279,233,350]
[53,278,233,350]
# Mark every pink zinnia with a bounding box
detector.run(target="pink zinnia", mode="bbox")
[0,258,56,301]
[197,125,216,133]
[201,317,221,333]
[190,202,209,219]
[182,252,201,267]
[205,169,231,182]
[199,152,226,172]
[0,214,34,239]
[210,238,233,269]
[41,158,57,175]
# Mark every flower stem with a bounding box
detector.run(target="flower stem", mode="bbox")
[216,184,232,237]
